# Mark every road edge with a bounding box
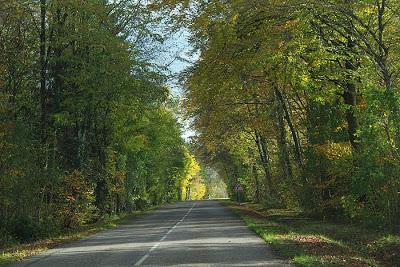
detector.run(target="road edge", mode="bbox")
[219,200,298,266]
[0,204,165,266]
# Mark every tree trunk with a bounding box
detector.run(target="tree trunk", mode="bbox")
[252,164,261,203]
[39,0,47,145]
[274,88,303,165]
[254,130,273,193]
[275,94,293,180]
[343,38,360,151]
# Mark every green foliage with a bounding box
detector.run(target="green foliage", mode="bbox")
[56,171,96,229]
[1,0,399,252]
[160,0,400,229]
[9,217,44,243]
[0,0,196,247]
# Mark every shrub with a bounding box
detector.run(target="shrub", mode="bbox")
[56,170,97,229]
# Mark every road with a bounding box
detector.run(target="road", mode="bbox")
[11,200,292,267]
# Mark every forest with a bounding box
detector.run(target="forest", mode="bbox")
[156,0,400,229]
[1,0,399,260]
[0,0,207,245]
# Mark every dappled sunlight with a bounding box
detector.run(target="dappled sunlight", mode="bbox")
[230,202,393,267]
[2,0,399,266]
[9,201,292,267]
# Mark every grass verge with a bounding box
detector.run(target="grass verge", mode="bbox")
[0,206,159,266]
[223,201,399,267]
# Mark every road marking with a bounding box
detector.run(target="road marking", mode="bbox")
[134,203,196,266]
[149,243,160,252]
[134,254,149,266]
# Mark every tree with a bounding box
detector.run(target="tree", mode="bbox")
[159,0,400,227]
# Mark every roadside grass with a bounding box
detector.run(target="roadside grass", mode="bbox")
[0,207,158,266]
[224,201,400,267]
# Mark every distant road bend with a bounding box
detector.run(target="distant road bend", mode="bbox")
[11,201,292,267]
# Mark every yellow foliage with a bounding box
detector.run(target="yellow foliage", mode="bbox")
[189,175,206,200]
[57,170,95,228]
[180,148,202,200]
[313,142,352,161]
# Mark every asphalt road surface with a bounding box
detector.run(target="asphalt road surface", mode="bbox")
[11,200,292,267]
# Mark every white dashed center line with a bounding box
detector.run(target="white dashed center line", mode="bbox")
[134,203,196,266]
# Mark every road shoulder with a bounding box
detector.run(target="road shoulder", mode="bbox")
[221,200,398,267]
[0,206,160,266]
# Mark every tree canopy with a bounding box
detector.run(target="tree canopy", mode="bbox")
[157,0,400,228]
[0,0,203,243]
[1,0,399,247]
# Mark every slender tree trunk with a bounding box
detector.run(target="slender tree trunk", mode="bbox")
[254,130,273,193]
[40,0,47,145]
[39,0,50,218]
[274,88,303,165]
[252,164,260,203]
[275,94,293,180]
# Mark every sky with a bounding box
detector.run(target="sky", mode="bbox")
[157,29,194,94]
[152,29,199,140]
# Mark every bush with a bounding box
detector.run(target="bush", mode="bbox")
[56,170,97,229]
[0,228,16,248]
[134,198,149,211]
[298,142,353,218]
[9,216,42,242]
